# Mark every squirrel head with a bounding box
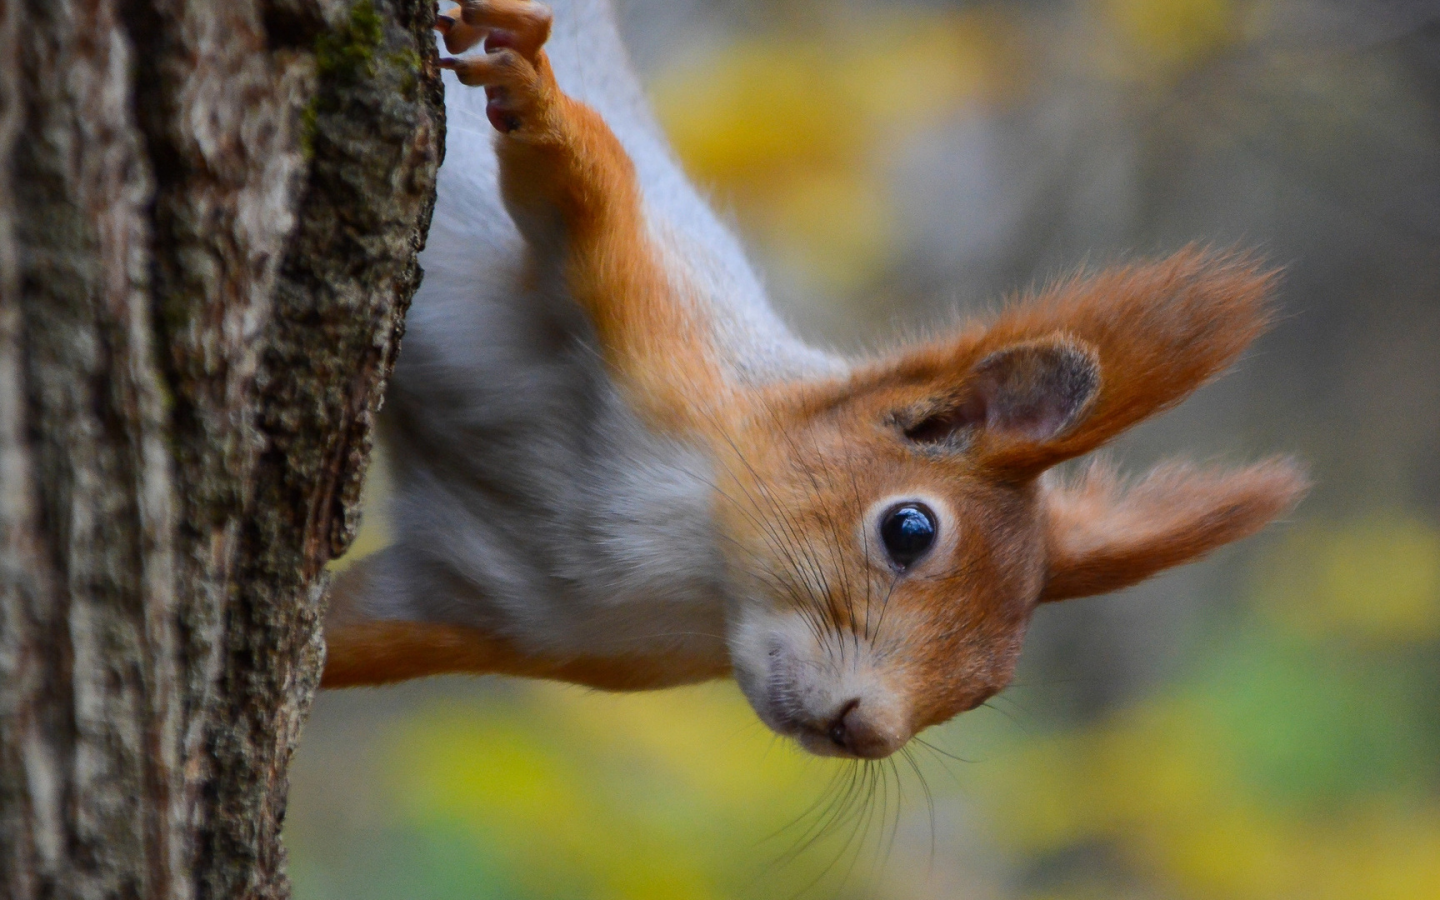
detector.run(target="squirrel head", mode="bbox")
[714,249,1309,759]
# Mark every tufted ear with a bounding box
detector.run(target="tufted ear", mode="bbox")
[845,248,1280,477]
[1039,457,1310,602]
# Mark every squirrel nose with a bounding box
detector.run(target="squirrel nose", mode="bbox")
[826,698,896,759]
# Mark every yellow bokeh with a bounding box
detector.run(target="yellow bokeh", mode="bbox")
[651,10,1017,294]
[388,700,722,899]
[1101,0,1241,78]
[1256,515,1440,644]
[757,168,897,295]
[983,696,1440,900]
[380,683,873,899]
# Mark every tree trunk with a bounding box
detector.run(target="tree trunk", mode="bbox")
[0,0,442,897]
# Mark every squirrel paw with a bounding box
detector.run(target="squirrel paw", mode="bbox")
[437,1,556,135]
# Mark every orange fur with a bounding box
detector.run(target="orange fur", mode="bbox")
[1041,457,1310,601]
[327,2,1307,755]
[505,99,728,432]
[691,253,1302,736]
[443,3,726,431]
[323,620,729,691]
[830,248,1278,475]
[705,386,1048,735]
[325,551,730,690]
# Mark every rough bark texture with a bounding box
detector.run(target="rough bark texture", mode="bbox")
[0,0,442,897]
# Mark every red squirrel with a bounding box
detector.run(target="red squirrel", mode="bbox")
[324,0,1307,760]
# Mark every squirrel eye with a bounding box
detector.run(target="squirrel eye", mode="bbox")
[879,503,937,570]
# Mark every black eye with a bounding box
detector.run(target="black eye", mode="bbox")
[879,503,937,570]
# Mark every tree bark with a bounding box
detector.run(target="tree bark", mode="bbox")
[0,0,442,897]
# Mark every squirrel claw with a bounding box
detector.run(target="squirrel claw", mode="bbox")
[437,5,486,54]
[453,1,552,59]
[439,1,555,135]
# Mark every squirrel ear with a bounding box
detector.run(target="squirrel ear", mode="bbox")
[1039,457,1310,602]
[847,247,1279,476]
[904,337,1101,447]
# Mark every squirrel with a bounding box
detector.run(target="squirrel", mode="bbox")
[323,0,1308,760]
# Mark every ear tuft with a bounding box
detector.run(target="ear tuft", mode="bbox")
[995,248,1279,464]
[857,248,1281,472]
[1040,455,1311,602]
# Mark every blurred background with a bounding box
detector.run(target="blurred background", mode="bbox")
[287,0,1440,897]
